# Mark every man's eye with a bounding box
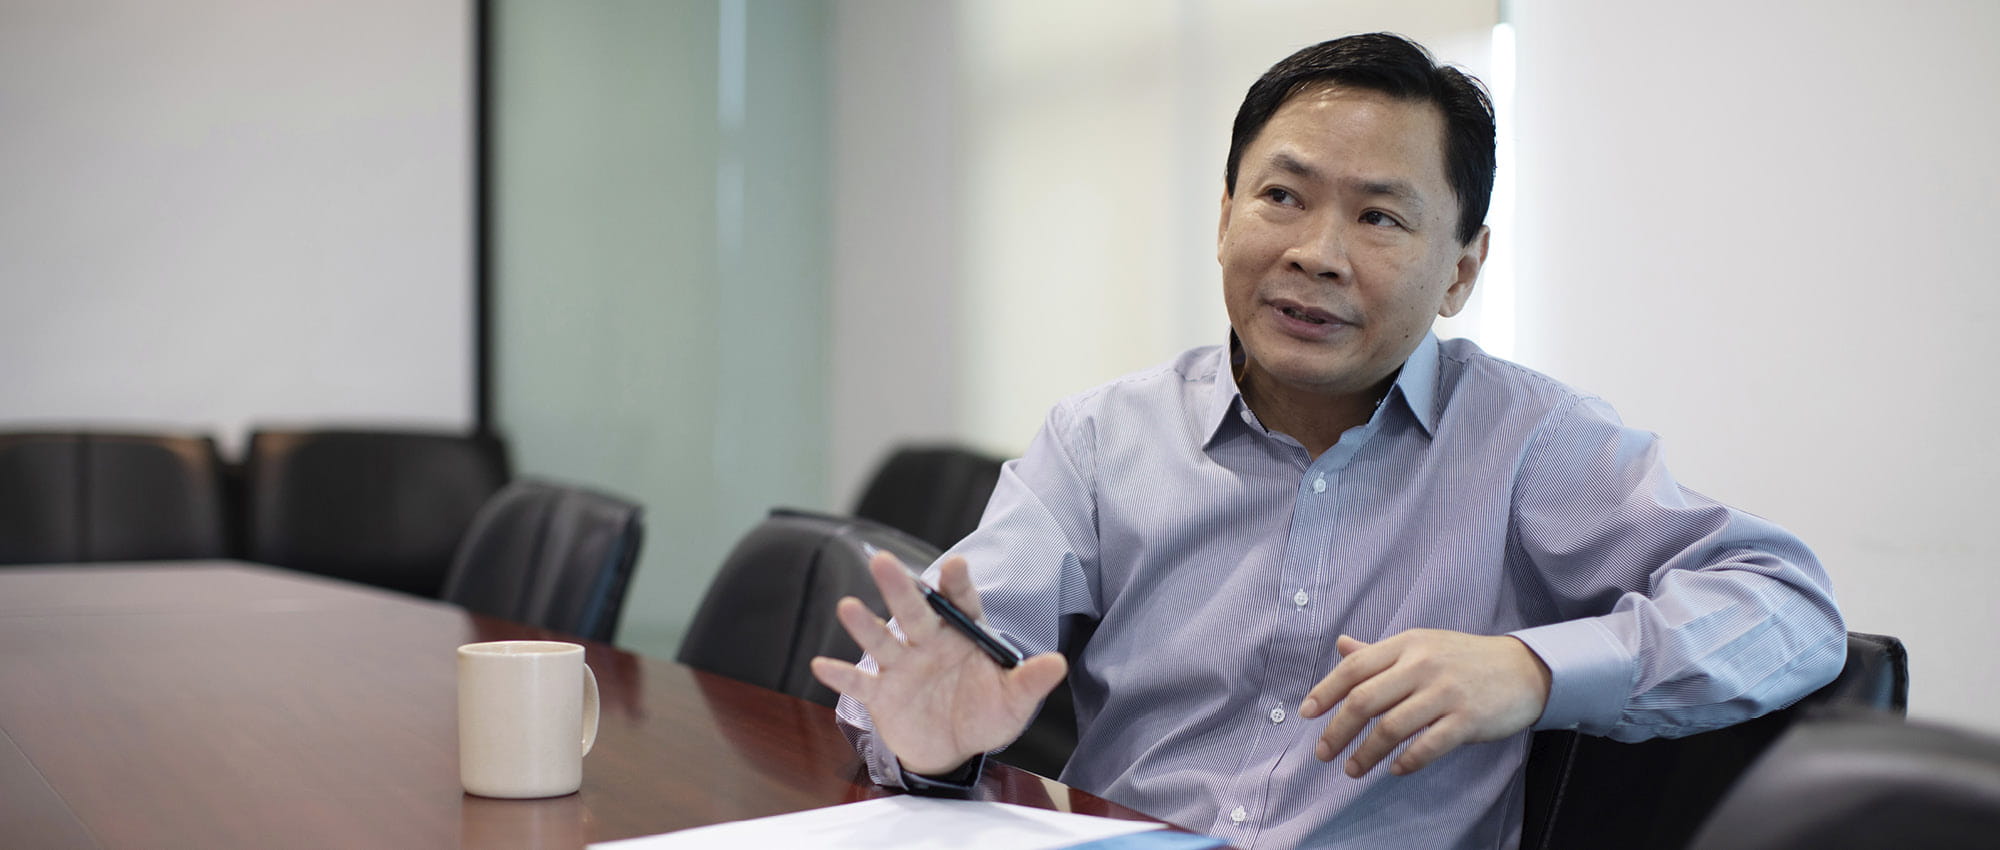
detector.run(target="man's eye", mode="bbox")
[1360,210,1401,228]
[1264,187,1299,206]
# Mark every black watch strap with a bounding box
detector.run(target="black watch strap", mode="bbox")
[898,754,984,797]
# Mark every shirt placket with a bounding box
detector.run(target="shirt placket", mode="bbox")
[1209,445,1352,846]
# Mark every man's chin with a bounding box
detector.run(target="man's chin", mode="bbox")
[1250,358,1366,398]
[1265,346,1409,392]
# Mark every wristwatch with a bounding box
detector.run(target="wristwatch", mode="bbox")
[898,754,984,797]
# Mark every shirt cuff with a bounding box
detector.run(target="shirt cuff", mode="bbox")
[1509,617,1635,734]
[897,754,985,797]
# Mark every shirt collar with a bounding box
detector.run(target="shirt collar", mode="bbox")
[1201,330,1442,447]
[1198,335,1250,448]
[1392,331,1442,438]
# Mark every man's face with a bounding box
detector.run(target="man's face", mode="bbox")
[1218,85,1487,401]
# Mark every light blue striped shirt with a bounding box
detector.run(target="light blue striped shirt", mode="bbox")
[838,333,1844,848]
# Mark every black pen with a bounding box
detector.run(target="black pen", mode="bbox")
[870,544,1025,669]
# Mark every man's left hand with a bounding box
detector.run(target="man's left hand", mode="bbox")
[1298,630,1552,778]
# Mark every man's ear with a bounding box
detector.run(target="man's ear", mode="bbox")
[1438,225,1490,318]
[1216,188,1234,264]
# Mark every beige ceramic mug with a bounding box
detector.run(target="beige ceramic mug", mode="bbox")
[457,641,600,798]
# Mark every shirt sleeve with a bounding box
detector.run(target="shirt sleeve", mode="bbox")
[1506,395,1846,741]
[836,401,1104,787]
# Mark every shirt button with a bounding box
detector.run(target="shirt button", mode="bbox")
[1230,805,1248,824]
[1312,476,1326,493]
[1293,589,1309,608]
[1269,706,1286,724]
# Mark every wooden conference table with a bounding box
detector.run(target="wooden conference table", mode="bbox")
[0,561,1178,849]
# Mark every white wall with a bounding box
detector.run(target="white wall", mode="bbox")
[829,0,968,508]
[830,0,1499,505]
[0,0,472,447]
[1513,0,2000,732]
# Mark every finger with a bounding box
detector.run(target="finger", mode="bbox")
[866,552,940,640]
[1313,664,1417,764]
[1344,690,1446,778]
[1334,634,1371,657]
[808,655,876,702]
[1301,635,1391,718]
[934,556,984,620]
[1004,652,1069,704]
[1388,715,1471,776]
[833,596,905,664]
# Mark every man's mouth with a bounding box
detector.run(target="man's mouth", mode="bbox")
[1274,301,1346,327]
[1282,306,1329,325]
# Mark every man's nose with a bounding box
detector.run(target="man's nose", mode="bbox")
[1285,215,1351,280]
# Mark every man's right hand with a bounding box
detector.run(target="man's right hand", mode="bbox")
[808,552,1068,777]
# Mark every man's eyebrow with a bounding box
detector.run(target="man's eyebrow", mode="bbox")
[1268,152,1323,181]
[1345,177,1425,209]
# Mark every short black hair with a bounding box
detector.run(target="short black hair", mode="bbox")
[1225,33,1495,245]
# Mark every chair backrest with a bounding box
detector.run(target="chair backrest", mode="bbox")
[1522,631,1910,850]
[679,509,938,707]
[439,480,644,643]
[0,431,228,565]
[1688,712,2000,850]
[679,507,1080,778]
[244,429,508,597]
[852,445,1005,552]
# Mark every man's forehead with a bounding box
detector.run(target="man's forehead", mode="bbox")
[1249,87,1452,195]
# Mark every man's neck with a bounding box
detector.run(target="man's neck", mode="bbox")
[1238,363,1394,460]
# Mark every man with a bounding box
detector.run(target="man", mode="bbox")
[812,33,1843,849]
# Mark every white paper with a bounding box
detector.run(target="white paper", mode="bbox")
[590,796,1167,850]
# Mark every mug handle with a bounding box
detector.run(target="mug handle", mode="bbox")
[579,663,600,757]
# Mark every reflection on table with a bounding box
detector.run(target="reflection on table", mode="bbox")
[0,561,1180,849]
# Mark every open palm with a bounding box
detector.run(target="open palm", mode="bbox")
[810,553,1067,776]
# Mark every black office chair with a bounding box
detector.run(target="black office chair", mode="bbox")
[852,445,1006,552]
[679,508,1078,778]
[680,509,937,707]
[244,429,509,597]
[0,431,229,565]
[439,480,644,643]
[1522,631,1910,850]
[1686,712,2000,850]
